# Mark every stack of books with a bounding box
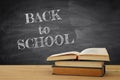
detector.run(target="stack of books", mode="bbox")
[47,48,110,77]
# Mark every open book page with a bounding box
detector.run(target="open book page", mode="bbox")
[49,51,80,57]
[80,48,108,56]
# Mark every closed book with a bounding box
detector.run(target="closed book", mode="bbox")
[55,61,104,68]
[52,66,105,77]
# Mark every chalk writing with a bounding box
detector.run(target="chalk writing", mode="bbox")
[17,9,75,50]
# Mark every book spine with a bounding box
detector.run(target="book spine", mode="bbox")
[52,66,105,77]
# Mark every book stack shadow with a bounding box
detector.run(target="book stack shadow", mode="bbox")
[47,48,110,77]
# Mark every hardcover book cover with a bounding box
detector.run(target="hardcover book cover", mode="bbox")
[52,65,105,77]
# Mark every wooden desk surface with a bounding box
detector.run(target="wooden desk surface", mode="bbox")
[0,65,120,80]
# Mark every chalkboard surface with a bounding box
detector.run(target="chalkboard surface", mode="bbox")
[0,0,120,64]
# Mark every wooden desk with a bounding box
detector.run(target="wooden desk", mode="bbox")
[0,65,120,80]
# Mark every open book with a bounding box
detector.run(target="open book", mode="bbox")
[47,48,110,61]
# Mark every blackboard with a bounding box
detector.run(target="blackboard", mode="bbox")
[0,0,120,64]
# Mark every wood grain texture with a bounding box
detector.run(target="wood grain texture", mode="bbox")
[0,65,120,80]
